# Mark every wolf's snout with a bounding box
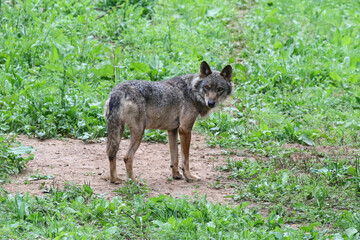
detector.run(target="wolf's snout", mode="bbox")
[207,100,216,108]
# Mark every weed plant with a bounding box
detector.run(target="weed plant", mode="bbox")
[197,0,360,149]
[0,183,327,239]
[196,0,360,236]
[0,0,234,140]
[0,135,33,182]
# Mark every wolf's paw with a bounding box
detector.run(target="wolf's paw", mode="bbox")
[107,176,122,184]
[172,171,183,180]
[127,177,142,186]
[184,173,201,183]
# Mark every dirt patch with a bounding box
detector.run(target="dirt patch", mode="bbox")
[4,134,244,204]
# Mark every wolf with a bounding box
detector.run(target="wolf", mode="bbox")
[104,61,233,183]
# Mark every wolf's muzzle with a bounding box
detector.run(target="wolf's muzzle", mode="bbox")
[207,100,216,108]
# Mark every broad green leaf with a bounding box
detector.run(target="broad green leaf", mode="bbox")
[130,62,151,73]
[342,36,352,46]
[180,217,195,228]
[66,67,76,77]
[350,57,360,68]
[300,222,321,232]
[239,201,251,209]
[5,55,11,72]
[332,28,342,46]
[206,221,216,232]
[168,216,177,228]
[235,63,246,71]
[8,145,34,155]
[50,45,59,64]
[83,184,93,195]
[281,172,289,186]
[206,8,221,18]
[28,174,55,181]
[273,41,283,49]
[331,233,343,240]
[344,227,358,238]
[92,64,114,77]
[105,226,120,235]
[44,63,64,72]
[348,166,357,176]
[330,71,341,82]
[299,133,314,146]
[260,121,269,132]
[273,232,283,240]
[264,16,280,24]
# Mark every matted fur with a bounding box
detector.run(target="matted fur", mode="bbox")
[105,61,233,183]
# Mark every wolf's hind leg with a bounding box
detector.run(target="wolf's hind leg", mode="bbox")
[107,118,124,183]
[124,123,145,182]
[168,129,183,179]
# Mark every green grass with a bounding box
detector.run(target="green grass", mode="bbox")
[0,0,234,140]
[197,0,360,149]
[196,0,360,237]
[222,154,360,225]
[1,0,360,238]
[0,183,324,239]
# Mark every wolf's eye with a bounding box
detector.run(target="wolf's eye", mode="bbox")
[204,85,211,91]
[217,87,224,92]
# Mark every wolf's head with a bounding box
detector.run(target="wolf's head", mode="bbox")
[192,61,233,109]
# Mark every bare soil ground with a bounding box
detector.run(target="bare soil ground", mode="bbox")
[4,134,244,204]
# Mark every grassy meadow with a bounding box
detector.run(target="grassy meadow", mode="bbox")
[1,0,360,238]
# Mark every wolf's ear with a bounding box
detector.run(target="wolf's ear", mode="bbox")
[200,61,212,77]
[220,65,232,82]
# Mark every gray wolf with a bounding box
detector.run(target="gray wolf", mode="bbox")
[104,61,233,183]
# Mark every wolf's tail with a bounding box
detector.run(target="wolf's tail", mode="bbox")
[104,98,110,119]
[105,94,124,160]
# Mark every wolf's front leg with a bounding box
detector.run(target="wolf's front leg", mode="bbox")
[179,127,200,182]
[168,129,183,179]
[109,157,122,183]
